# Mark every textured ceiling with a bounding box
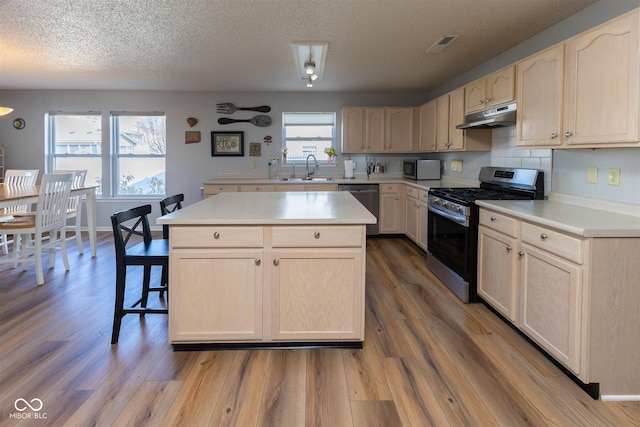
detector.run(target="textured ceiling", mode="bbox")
[0,0,598,92]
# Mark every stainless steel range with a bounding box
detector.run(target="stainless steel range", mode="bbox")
[426,167,544,303]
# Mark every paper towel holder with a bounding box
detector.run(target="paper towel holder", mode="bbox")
[344,159,356,179]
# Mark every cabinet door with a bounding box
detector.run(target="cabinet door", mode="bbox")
[271,249,364,340]
[404,196,418,242]
[477,226,519,322]
[239,185,275,192]
[516,44,564,146]
[520,244,582,373]
[417,200,429,251]
[436,94,450,150]
[365,108,386,151]
[564,10,640,145]
[169,249,263,342]
[486,66,515,108]
[385,107,414,152]
[417,100,437,151]
[380,193,401,233]
[464,78,486,114]
[448,87,466,150]
[341,107,365,153]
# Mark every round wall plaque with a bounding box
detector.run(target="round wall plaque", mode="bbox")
[13,118,25,129]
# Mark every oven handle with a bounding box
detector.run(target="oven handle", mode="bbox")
[428,204,469,227]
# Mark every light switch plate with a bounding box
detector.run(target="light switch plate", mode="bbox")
[586,167,598,184]
[608,168,620,186]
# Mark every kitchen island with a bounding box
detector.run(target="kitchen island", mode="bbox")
[157,191,376,348]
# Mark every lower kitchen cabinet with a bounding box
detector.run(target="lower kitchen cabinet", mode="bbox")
[404,187,419,242]
[203,184,238,198]
[168,225,366,343]
[416,189,429,251]
[477,205,640,398]
[379,183,404,233]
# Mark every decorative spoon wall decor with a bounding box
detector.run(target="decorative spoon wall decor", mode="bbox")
[216,103,271,114]
[218,115,272,127]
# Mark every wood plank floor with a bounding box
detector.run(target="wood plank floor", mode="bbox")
[1,233,639,426]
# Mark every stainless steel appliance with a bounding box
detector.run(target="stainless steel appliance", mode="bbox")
[426,167,544,303]
[338,184,379,235]
[403,159,441,180]
[456,102,516,129]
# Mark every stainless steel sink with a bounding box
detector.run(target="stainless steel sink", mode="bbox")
[277,177,333,182]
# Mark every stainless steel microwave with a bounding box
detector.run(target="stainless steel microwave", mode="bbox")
[403,160,441,180]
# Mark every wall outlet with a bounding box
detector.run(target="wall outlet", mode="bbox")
[608,168,620,186]
[470,162,475,172]
[250,161,256,169]
[586,167,598,184]
[397,160,403,168]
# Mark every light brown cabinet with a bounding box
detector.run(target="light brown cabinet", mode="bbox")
[435,88,492,152]
[169,225,366,343]
[516,9,640,148]
[516,44,565,147]
[203,184,238,198]
[341,106,414,153]
[416,100,437,151]
[379,183,404,234]
[464,65,515,114]
[478,205,640,397]
[404,186,429,250]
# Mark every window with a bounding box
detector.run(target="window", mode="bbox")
[282,112,336,163]
[112,112,166,197]
[49,113,103,195]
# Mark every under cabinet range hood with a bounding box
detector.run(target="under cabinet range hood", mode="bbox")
[456,102,516,129]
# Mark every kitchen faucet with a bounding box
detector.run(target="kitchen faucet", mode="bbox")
[291,162,296,179]
[305,154,318,179]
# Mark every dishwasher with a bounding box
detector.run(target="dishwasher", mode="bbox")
[338,184,379,235]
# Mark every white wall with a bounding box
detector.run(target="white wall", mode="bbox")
[0,90,426,228]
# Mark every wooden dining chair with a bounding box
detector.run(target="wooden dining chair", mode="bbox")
[110,204,169,344]
[0,172,74,285]
[54,169,87,254]
[1,169,40,254]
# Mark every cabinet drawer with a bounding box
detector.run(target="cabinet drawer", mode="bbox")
[203,184,238,193]
[239,185,275,192]
[479,209,519,238]
[272,226,363,247]
[380,183,400,194]
[419,189,429,203]
[171,226,263,248]
[405,186,418,199]
[521,223,583,264]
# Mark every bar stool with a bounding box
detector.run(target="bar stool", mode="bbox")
[158,194,184,298]
[110,204,169,344]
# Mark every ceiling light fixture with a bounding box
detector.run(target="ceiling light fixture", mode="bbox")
[292,42,328,88]
[0,106,14,116]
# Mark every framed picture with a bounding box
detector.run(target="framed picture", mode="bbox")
[211,131,244,156]
[185,131,201,144]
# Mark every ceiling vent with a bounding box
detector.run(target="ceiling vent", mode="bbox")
[425,35,459,54]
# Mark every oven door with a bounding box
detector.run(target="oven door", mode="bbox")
[427,205,473,281]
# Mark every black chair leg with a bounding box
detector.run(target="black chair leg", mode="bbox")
[160,265,167,299]
[111,268,126,344]
[140,265,152,317]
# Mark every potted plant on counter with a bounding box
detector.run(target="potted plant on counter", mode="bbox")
[324,147,336,163]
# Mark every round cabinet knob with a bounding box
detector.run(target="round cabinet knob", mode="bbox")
[518,251,524,257]
[506,245,512,252]
[255,258,261,265]
[565,131,573,137]
[213,231,220,239]
[550,132,557,139]
[540,233,548,240]
[479,100,484,104]
[273,258,279,266]
[490,216,496,221]
[314,231,320,239]
[485,98,492,103]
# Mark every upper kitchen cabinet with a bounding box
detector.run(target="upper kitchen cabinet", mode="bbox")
[517,9,640,148]
[439,88,491,151]
[341,107,414,153]
[416,100,437,152]
[516,44,565,147]
[563,9,640,147]
[464,66,515,115]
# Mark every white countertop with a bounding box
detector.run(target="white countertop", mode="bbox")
[476,200,640,238]
[158,191,377,225]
